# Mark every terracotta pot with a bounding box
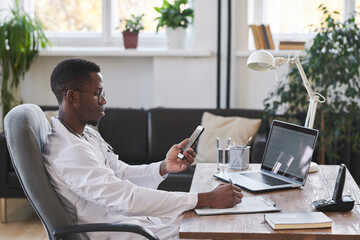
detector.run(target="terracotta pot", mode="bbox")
[122,31,139,49]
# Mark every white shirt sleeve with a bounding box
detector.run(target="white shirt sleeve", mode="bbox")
[105,150,165,189]
[52,143,197,219]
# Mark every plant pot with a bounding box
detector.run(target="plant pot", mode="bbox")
[166,27,186,49]
[122,31,139,49]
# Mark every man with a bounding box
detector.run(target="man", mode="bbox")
[43,58,243,240]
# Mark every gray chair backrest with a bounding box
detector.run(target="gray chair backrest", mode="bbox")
[4,104,85,240]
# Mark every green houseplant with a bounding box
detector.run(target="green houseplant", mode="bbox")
[154,0,194,48]
[0,0,50,119]
[263,5,360,168]
[117,14,144,49]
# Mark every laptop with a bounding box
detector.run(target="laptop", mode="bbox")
[214,120,319,192]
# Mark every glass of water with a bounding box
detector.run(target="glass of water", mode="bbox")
[217,137,231,173]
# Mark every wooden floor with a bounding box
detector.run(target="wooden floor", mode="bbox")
[0,198,47,240]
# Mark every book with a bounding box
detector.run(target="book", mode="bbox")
[250,24,274,50]
[279,41,306,50]
[261,24,270,49]
[265,25,275,49]
[264,212,332,230]
[195,196,280,216]
[249,25,262,49]
[256,25,266,49]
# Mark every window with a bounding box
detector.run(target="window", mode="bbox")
[30,0,170,47]
[265,0,341,35]
[248,0,357,44]
[356,0,360,23]
[34,0,102,34]
[115,0,164,34]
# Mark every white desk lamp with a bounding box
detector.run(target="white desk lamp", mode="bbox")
[247,50,326,171]
[247,50,326,128]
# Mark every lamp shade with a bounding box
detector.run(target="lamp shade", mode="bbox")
[247,50,275,72]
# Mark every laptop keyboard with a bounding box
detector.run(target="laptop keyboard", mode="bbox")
[240,172,289,186]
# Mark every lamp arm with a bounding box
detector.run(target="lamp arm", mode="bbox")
[294,58,316,99]
[291,55,326,128]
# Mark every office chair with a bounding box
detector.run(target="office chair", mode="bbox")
[4,104,159,240]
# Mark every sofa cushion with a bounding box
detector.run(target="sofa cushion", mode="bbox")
[148,109,205,163]
[98,108,148,165]
[147,108,266,163]
[196,112,261,163]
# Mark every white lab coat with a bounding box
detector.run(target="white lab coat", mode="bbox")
[43,117,198,240]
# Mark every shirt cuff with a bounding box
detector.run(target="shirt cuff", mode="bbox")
[186,193,198,210]
[152,161,168,181]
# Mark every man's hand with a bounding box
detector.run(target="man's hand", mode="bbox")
[159,139,196,176]
[196,184,243,209]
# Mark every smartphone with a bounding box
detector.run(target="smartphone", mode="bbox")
[332,164,346,202]
[178,125,205,159]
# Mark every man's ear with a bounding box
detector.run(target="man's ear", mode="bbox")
[65,90,75,103]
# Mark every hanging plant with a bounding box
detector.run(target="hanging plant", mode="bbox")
[0,0,50,118]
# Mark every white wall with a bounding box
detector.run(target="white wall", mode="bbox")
[18,0,288,112]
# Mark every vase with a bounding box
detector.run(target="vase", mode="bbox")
[166,27,186,49]
[122,31,139,49]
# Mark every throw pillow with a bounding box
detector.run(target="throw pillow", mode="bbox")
[196,112,262,163]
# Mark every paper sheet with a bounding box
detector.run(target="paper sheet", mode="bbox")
[195,196,280,216]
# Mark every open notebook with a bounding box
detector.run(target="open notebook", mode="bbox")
[195,196,280,216]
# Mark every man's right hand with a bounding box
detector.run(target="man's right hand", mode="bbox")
[195,183,243,209]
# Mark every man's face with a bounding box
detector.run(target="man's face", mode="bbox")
[76,72,107,126]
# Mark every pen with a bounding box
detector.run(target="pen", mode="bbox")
[229,178,234,186]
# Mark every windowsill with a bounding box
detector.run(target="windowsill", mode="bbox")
[39,46,212,57]
[236,50,306,58]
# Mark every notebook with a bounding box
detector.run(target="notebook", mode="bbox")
[214,120,319,192]
[195,196,280,216]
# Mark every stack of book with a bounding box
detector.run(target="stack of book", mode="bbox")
[279,41,306,50]
[249,24,275,50]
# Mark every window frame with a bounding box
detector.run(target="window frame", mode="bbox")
[25,0,169,48]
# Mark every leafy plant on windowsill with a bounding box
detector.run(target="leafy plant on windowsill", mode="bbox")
[0,0,50,119]
[116,14,145,33]
[116,14,144,49]
[154,0,194,32]
[263,5,360,165]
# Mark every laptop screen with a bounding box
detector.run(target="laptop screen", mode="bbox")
[261,120,319,183]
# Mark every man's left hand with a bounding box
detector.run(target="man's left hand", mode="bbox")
[160,139,196,176]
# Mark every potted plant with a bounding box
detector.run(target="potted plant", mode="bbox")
[154,0,194,49]
[263,5,360,172]
[117,14,144,49]
[0,0,50,120]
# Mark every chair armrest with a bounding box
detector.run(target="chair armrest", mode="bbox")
[53,223,159,240]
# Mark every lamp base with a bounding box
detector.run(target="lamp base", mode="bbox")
[309,161,318,173]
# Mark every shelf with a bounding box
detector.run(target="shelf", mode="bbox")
[39,47,212,57]
[236,50,306,58]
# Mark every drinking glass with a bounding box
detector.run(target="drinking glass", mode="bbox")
[217,137,231,173]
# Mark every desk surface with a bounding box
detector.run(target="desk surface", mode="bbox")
[179,163,360,240]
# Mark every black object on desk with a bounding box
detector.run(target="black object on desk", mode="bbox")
[313,164,355,211]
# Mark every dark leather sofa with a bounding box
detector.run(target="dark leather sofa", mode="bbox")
[0,107,268,222]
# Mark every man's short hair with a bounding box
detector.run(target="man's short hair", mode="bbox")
[50,58,101,103]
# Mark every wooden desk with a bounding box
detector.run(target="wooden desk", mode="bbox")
[179,163,360,239]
